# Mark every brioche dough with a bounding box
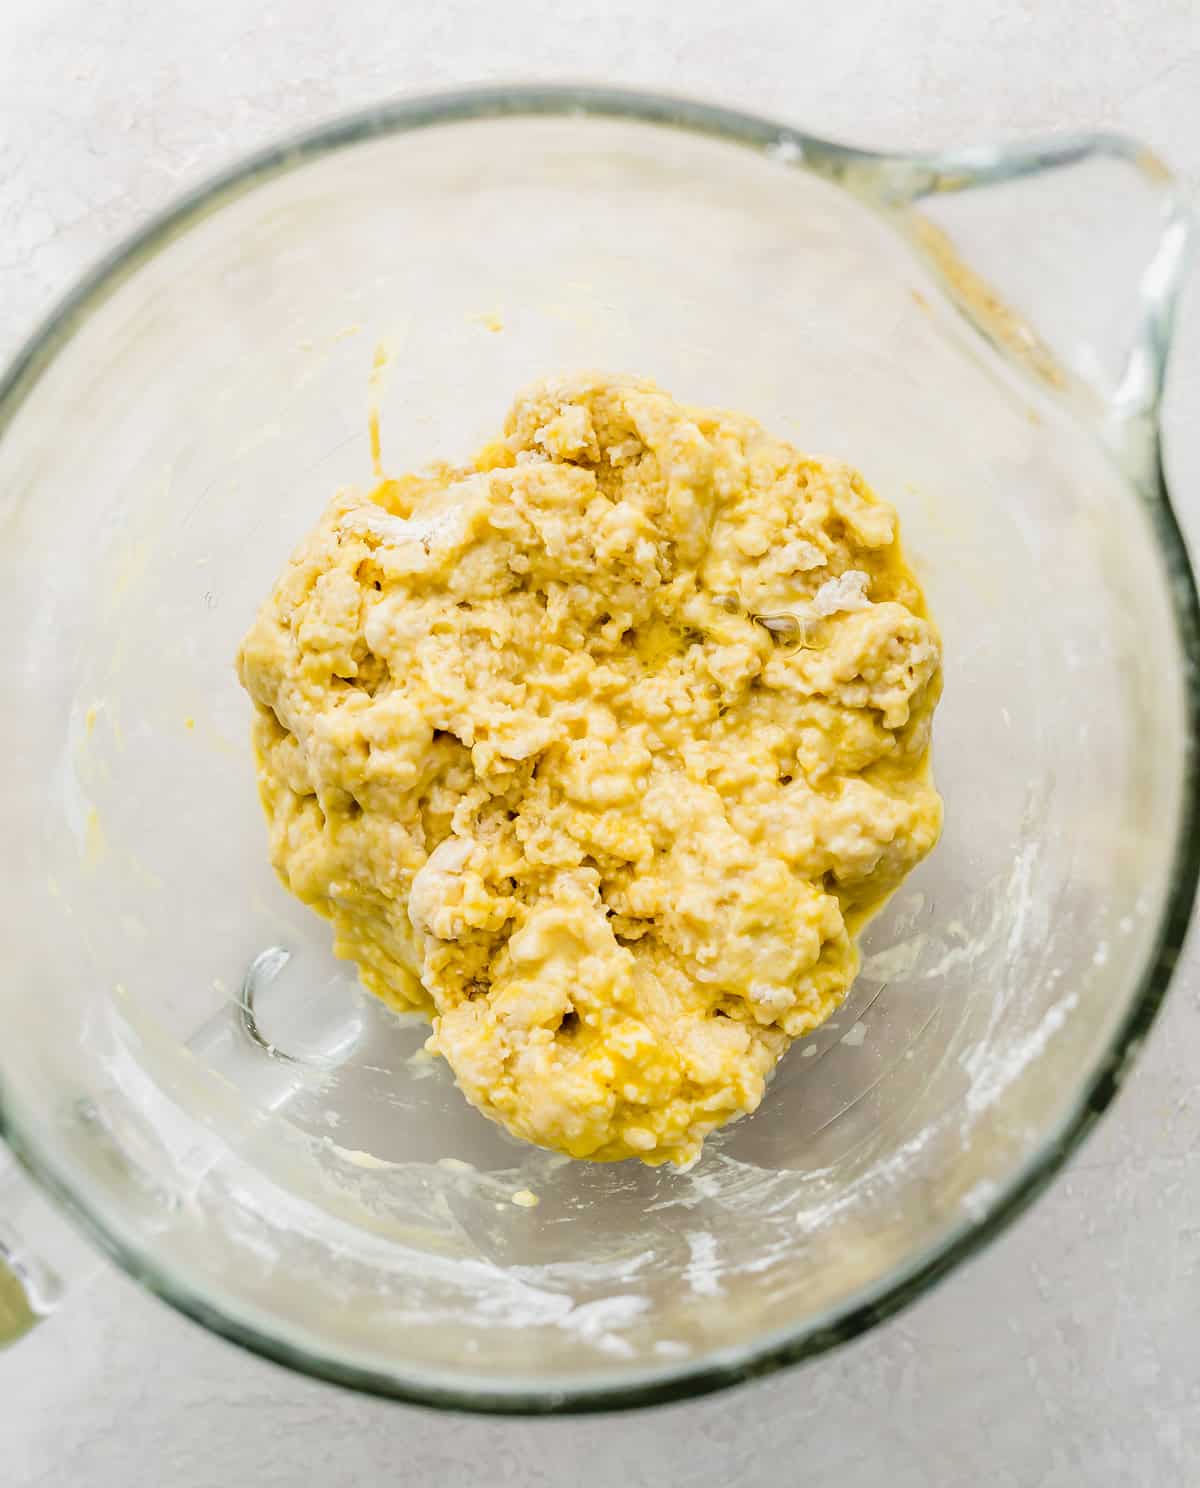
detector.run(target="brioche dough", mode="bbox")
[238,375,942,1166]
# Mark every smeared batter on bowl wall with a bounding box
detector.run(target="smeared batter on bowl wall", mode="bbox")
[237,375,942,1166]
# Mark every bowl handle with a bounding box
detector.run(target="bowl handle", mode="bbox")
[834,134,1193,485]
[0,1142,99,1347]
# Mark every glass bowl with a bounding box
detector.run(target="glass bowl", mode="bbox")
[0,86,1195,1412]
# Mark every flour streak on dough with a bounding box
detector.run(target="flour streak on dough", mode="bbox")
[237,374,942,1167]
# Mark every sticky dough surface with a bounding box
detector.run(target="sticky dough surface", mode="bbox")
[238,374,942,1165]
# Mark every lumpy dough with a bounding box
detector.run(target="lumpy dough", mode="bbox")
[238,374,943,1166]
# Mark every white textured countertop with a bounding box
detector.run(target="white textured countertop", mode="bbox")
[4,2,1200,1483]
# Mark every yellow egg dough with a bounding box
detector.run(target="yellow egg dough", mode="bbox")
[237,374,942,1166]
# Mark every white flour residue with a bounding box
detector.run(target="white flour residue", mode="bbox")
[684,1231,724,1297]
[766,136,804,166]
[858,833,1042,995]
[1004,838,1040,966]
[654,1339,692,1359]
[921,938,981,980]
[558,1296,650,1358]
[511,1249,659,1290]
[861,934,929,982]
[792,1123,940,1236]
[646,1151,799,1218]
[964,992,1079,1116]
[960,1178,999,1221]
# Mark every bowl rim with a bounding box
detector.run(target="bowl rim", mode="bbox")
[1,81,1198,1415]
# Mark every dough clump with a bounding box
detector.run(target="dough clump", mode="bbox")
[238,374,942,1165]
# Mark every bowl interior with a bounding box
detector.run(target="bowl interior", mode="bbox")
[0,109,1188,1402]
